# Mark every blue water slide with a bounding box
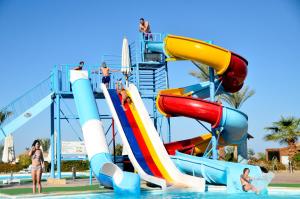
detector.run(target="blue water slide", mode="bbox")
[70,70,140,194]
[172,152,272,193]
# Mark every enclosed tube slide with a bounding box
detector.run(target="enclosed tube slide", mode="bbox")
[70,70,140,194]
[147,34,249,157]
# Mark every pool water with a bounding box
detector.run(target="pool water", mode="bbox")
[0,172,88,180]
[39,189,300,199]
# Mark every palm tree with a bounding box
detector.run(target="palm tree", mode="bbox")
[220,86,255,109]
[190,62,255,109]
[189,62,210,82]
[0,111,13,124]
[40,138,50,152]
[264,116,300,173]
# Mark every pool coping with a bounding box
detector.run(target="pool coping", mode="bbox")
[1,185,300,198]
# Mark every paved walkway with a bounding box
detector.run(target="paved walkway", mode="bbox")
[271,171,300,184]
[1,171,300,190]
[0,178,99,189]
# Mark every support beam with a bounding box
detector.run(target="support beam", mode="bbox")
[112,118,116,163]
[55,94,61,178]
[50,101,55,178]
[209,63,218,160]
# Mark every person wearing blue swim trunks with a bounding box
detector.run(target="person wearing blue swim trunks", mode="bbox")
[92,62,119,88]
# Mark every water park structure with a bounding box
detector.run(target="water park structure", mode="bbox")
[0,32,274,195]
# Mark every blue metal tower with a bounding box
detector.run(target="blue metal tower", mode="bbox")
[127,33,171,142]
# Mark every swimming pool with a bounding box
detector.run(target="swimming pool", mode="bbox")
[0,172,89,180]
[29,188,300,199]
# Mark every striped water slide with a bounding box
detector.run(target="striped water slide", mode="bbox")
[102,83,205,191]
[70,70,140,194]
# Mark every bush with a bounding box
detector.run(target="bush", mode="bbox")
[114,144,123,156]
[18,153,31,168]
[61,160,90,172]
[248,158,286,171]
[293,153,300,162]
[0,163,23,173]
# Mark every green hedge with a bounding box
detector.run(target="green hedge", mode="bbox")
[0,163,24,173]
[61,160,90,172]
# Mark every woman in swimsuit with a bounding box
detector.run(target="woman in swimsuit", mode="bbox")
[28,140,44,194]
[240,168,259,194]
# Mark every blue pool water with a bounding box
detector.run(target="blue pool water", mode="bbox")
[0,172,88,180]
[37,190,300,199]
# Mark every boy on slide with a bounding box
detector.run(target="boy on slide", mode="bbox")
[116,80,131,111]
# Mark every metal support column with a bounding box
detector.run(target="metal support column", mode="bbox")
[209,66,218,160]
[55,94,61,178]
[54,66,62,178]
[89,163,92,185]
[50,101,55,178]
[165,62,171,142]
[112,118,116,163]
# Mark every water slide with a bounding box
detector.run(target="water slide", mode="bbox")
[171,152,273,193]
[164,133,212,155]
[102,83,206,191]
[146,34,272,192]
[147,34,249,157]
[70,70,140,194]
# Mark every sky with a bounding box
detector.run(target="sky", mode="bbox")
[0,0,300,155]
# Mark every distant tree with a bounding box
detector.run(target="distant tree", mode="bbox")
[294,153,300,162]
[114,144,123,156]
[0,111,13,163]
[190,62,255,109]
[18,153,31,168]
[257,152,266,160]
[189,62,210,82]
[0,111,13,124]
[223,146,235,162]
[39,138,50,152]
[265,116,300,173]
[248,148,255,159]
[220,86,255,109]
[0,144,3,163]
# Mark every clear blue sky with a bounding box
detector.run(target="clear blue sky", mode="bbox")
[0,0,300,155]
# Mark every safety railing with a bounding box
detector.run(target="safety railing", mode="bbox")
[0,75,53,127]
[54,63,123,93]
[141,32,163,42]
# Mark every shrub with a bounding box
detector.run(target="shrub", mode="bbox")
[0,163,23,173]
[114,144,123,156]
[248,159,286,171]
[61,160,90,172]
[293,153,300,162]
[18,153,31,168]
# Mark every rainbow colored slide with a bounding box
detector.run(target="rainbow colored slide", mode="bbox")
[102,83,206,190]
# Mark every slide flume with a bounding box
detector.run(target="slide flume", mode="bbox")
[148,34,273,193]
[102,83,205,191]
[70,70,140,194]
